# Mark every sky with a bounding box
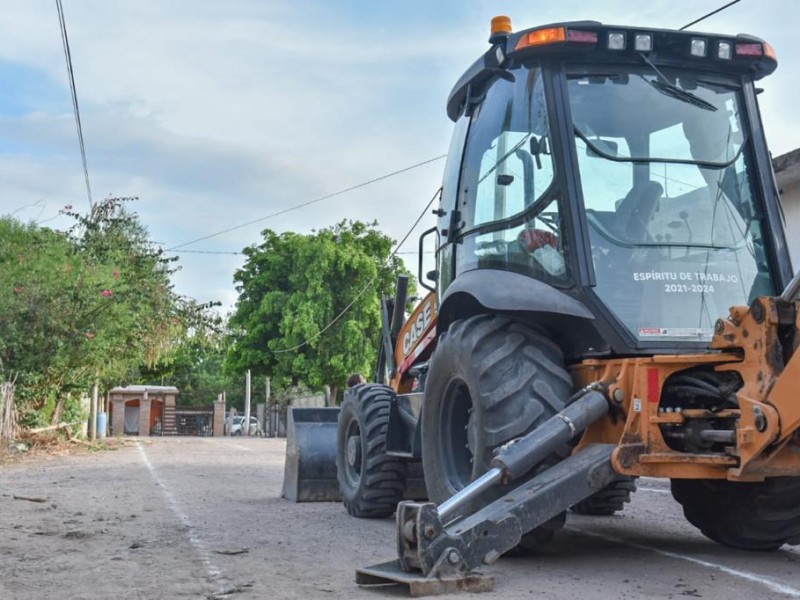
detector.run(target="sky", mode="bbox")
[2,0,799,311]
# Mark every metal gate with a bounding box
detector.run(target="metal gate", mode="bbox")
[157,405,214,436]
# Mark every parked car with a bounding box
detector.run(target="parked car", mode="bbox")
[225,415,262,436]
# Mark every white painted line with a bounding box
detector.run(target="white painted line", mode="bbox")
[570,527,800,598]
[227,443,251,451]
[200,438,251,451]
[638,486,671,494]
[136,442,227,595]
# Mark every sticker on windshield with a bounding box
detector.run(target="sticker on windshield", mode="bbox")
[632,271,741,294]
[633,271,739,283]
[639,327,713,338]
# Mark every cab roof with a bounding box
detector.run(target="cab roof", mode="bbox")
[447,20,776,121]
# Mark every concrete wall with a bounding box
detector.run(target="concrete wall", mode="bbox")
[781,179,800,270]
[291,395,326,408]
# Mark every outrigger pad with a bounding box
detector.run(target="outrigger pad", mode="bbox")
[281,407,341,502]
[356,560,493,597]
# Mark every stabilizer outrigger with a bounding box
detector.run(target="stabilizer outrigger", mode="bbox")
[356,389,616,596]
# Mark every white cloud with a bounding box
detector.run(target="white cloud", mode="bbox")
[1,0,799,308]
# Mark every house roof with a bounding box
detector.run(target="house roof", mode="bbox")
[109,385,179,394]
[774,148,800,188]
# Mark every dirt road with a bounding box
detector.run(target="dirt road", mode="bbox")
[1,437,799,599]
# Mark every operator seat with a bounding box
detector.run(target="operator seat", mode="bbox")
[614,181,664,242]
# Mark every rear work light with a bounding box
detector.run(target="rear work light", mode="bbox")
[690,38,707,57]
[515,26,566,49]
[717,41,732,60]
[634,33,653,52]
[735,42,763,56]
[607,32,626,50]
[567,30,598,43]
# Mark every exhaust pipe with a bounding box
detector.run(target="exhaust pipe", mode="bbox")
[390,275,409,339]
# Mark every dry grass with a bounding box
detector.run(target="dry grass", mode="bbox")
[1,430,131,464]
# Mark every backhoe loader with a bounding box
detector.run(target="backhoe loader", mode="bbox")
[283,16,800,595]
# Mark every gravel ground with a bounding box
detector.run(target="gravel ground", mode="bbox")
[1,437,799,599]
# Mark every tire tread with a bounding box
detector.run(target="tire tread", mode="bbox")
[336,384,407,518]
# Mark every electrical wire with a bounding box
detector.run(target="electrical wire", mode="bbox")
[55,0,93,211]
[171,248,434,255]
[166,154,446,251]
[173,249,244,255]
[270,187,442,355]
[680,0,741,31]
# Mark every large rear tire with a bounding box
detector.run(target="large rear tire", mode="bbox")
[571,477,637,516]
[421,314,572,545]
[671,477,800,550]
[336,384,407,518]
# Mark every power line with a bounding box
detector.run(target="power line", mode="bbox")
[680,0,741,31]
[173,249,244,255]
[55,0,93,211]
[166,154,446,251]
[171,248,435,256]
[271,187,442,355]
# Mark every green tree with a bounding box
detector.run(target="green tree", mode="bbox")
[227,220,413,402]
[139,324,244,408]
[0,198,220,427]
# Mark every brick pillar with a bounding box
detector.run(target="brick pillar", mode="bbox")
[111,397,126,436]
[213,400,226,437]
[139,397,152,437]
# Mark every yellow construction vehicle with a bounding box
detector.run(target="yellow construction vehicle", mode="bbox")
[284,16,800,595]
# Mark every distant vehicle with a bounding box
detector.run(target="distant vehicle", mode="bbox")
[226,415,262,436]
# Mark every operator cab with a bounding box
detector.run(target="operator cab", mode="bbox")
[435,18,792,357]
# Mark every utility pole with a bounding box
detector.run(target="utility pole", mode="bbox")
[265,377,271,437]
[244,370,251,436]
[89,382,98,441]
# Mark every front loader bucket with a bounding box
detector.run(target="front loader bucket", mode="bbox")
[281,407,341,502]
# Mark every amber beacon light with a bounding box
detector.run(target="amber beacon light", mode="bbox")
[490,15,513,37]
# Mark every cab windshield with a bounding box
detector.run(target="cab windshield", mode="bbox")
[568,66,774,342]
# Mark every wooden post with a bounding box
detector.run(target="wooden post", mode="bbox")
[244,370,251,436]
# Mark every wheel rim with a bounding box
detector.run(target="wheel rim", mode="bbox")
[344,418,363,486]
[438,378,475,494]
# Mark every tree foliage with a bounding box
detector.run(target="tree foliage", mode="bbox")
[138,325,244,408]
[227,220,413,400]
[0,198,220,427]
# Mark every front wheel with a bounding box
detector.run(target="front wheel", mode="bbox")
[336,384,407,518]
[421,314,572,544]
[671,477,800,550]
